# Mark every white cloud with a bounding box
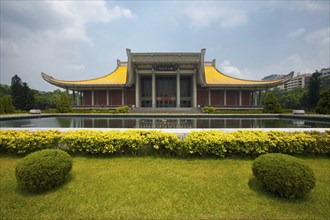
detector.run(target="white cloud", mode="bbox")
[183,1,326,30]
[306,27,330,45]
[0,1,135,90]
[259,54,305,77]
[220,13,247,29]
[294,0,329,12]
[255,1,329,13]
[0,1,328,91]
[64,64,86,71]
[185,3,247,29]
[219,60,242,78]
[0,39,20,56]
[287,28,305,38]
[286,54,304,67]
[50,2,134,24]
[1,1,134,45]
[49,2,134,44]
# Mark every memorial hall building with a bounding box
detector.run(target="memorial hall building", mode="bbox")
[42,49,293,109]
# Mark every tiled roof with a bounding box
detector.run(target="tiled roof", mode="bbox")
[204,65,292,88]
[42,63,292,90]
[204,66,276,85]
[42,66,127,89]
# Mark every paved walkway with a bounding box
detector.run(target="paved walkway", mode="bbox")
[129,107,203,114]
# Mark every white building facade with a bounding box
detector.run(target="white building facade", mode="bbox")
[278,73,311,91]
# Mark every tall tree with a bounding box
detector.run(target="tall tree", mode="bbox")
[11,75,35,111]
[263,91,283,113]
[0,95,15,114]
[0,84,11,97]
[23,82,35,110]
[34,89,67,110]
[307,71,321,111]
[11,75,25,110]
[315,89,330,114]
[56,93,72,113]
[272,87,306,109]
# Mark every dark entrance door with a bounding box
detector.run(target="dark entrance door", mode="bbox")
[156,76,176,107]
[141,76,152,107]
[180,76,192,107]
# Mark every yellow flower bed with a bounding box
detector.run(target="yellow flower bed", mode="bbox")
[0,130,329,157]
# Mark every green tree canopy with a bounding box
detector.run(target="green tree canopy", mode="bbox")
[0,84,11,98]
[315,89,330,114]
[307,71,321,110]
[56,93,72,113]
[11,75,25,110]
[0,95,15,114]
[263,91,283,113]
[272,87,306,110]
[35,89,68,110]
[11,75,35,111]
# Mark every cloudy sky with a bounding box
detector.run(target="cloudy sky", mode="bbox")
[1,0,329,91]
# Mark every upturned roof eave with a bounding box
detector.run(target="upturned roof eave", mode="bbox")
[41,72,125,90]
[205,84,279,89]
[204,71,294,89]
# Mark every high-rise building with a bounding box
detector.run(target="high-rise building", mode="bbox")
[320,67,330,89]
[280,72,312,91]
[262,74,284,81]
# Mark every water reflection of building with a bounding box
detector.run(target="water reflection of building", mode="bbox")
[138,119,195,128]
[42,49,292,109]
[51,117,327,128]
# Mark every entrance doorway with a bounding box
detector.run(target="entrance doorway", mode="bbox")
[141,76,152,107]
[180,76,191,107]
[156,76,176,107]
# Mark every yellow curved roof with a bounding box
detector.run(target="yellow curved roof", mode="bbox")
[204,65,291,86]
[42,66,127,88]
[42,63,292,90]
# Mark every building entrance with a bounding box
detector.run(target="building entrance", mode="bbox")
[156,76,176,107]
[180,77,192,107]
[141,76,152,107]
[139,75,193,108]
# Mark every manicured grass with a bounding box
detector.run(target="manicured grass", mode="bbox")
[0,155,329,219]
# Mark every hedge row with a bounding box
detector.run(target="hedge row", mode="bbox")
[182,130,329,157]
[0,130,329,157]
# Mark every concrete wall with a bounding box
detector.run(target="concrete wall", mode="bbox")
[197,86,208,106]
[83,91,92,105]
[126,86,136,106]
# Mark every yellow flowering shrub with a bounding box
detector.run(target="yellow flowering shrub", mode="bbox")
[230,131,271,156]
[268,131,317,154]
[0,130,61,155]
[182,131,231,157]
[0,130,329,157]
[59,130,123,155]
[307,130,330,154]
[180,130,329,157]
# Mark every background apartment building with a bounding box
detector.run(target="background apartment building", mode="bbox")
[281,73,312,91]
[262,72,311,91]
[263,67,330,91]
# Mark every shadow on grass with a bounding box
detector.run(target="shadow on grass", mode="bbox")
[69,152,257,162]
[0,152,25,158]
[16,173,74,197]
[248,176,311,203]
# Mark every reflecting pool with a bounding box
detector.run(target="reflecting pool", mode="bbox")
[1,116,329,128]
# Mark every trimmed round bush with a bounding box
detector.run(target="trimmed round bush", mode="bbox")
[252,153,315,198]
[16,149,72,192]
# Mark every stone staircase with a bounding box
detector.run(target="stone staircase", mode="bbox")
[129,107,203,114]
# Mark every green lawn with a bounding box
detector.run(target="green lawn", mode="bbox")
[1,155,329,219]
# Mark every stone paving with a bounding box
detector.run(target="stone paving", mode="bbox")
[129,107,203,114]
